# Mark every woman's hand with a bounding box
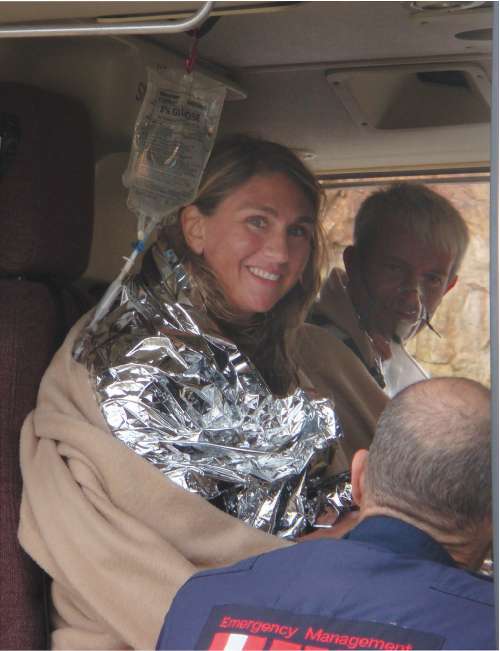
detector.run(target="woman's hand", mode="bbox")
[298,510,360,542]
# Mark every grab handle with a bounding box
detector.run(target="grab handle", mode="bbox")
[0,2,214,38]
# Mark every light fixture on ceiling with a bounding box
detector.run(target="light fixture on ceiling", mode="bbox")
[292,148,317,161]
[410,1,488,11]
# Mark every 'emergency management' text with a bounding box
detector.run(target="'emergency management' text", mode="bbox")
[196,605,446,650]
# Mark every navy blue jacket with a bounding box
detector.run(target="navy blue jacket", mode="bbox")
[157,516,495,650]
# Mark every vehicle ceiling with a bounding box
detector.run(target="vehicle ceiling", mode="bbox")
[0,1,494,175]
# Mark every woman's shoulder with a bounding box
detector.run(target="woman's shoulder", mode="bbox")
[34,308,108,429]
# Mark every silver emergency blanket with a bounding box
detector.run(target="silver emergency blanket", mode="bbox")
[75,244,344,538]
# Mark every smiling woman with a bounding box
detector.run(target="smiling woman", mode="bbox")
[181,173,313,317]
[160,134,327,396]
[18,134,349,650]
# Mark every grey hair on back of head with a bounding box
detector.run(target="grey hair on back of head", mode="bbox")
[365,377,491,532]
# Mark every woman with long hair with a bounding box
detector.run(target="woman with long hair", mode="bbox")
[160,133,327,395]
[18,135,341,650]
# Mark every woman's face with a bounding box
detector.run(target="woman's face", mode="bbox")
[182,172,315,317]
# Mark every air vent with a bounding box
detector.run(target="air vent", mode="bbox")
[326,62,490,131]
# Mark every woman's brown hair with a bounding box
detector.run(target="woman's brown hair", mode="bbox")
[159,134,327,396]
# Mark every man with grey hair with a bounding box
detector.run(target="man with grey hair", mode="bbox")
[297,183,469,468]
[156,377,494,651]
[312,184,469,396]
[353,377,491,571]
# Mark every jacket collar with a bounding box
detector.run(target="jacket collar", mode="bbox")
[312,268,380,371]
[344,515,457,568]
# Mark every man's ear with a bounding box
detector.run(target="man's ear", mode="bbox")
[343,245,369,317]
[351,449,369,507]
[343,245,356,278]
[180,205,206,255]
[445,274,458,295]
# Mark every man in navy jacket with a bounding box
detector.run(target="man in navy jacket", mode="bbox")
[157,377,494,650]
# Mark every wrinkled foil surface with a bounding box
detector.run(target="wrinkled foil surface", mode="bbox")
[75,245,345,538]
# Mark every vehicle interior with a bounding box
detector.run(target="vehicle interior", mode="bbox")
[0,1,496,648]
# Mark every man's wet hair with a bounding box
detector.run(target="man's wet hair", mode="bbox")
[353,184,469,277]
[365,377,491,532]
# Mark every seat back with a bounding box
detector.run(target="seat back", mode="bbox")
[0,83,94,650]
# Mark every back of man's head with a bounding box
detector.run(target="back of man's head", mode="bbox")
[353,184,469,277]
[365,377,491,535]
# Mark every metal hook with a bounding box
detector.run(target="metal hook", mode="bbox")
[185,29,200,74]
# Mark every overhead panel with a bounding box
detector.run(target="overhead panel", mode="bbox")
[325,61,491,131]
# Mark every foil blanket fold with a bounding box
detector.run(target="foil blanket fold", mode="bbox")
[75,245,344,538]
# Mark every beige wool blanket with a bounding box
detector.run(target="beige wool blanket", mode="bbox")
[18,317,289,650]
[295,323,388,468]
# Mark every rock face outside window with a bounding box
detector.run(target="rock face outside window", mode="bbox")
[322,181,490,387]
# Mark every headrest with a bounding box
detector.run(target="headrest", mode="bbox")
[0,83,94,280]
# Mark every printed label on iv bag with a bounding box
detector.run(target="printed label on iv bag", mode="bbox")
[123,68,226,222]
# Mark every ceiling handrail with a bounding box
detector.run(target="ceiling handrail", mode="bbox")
[0,2,214,38]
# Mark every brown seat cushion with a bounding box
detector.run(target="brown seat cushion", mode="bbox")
[0,83,94,649]
[0,83,94,280]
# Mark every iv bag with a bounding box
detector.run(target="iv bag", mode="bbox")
[123,67,226,222]
[85,68,225,334]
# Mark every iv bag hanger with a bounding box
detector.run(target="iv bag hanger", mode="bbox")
[185,30,200,74]
[0,1,213,39]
